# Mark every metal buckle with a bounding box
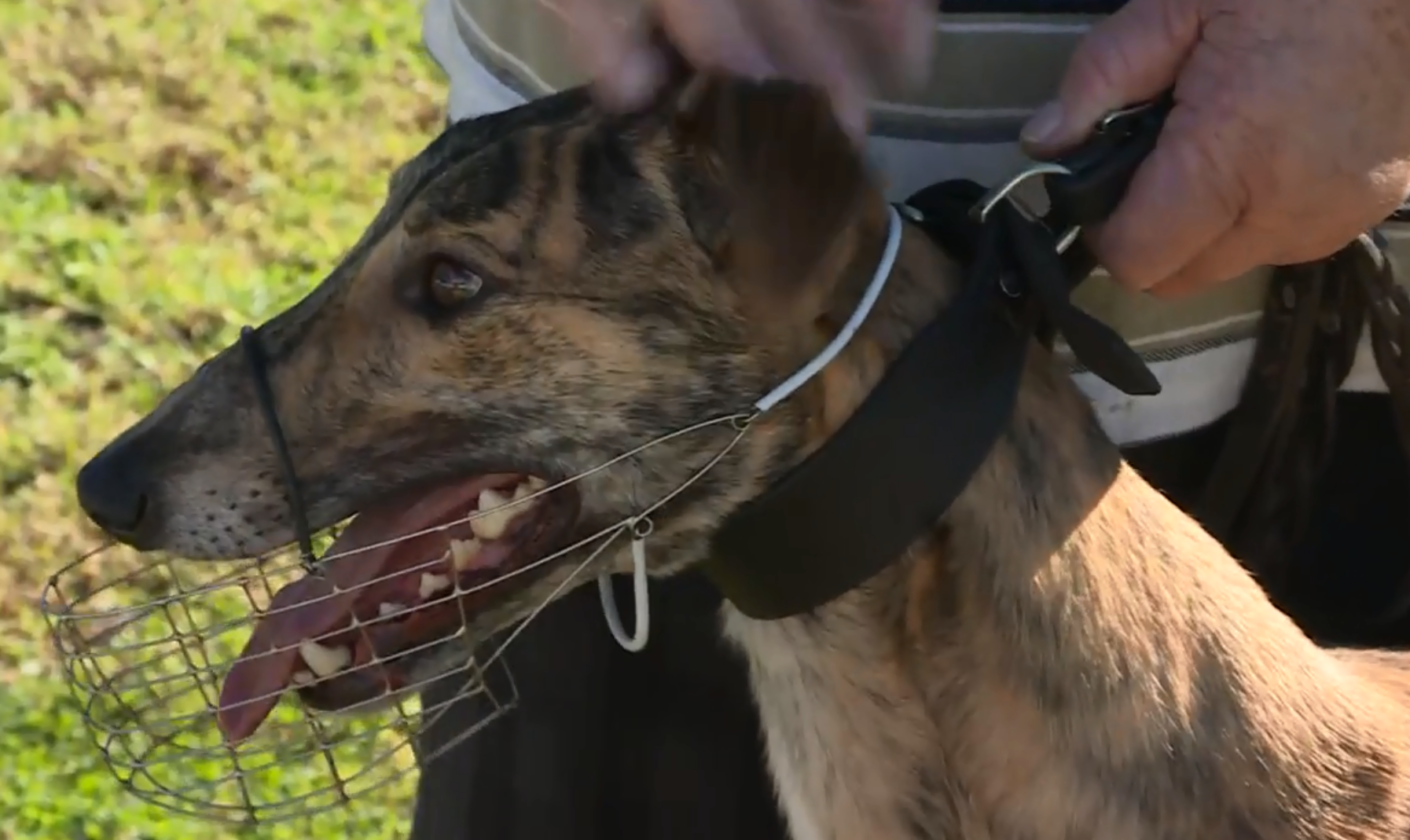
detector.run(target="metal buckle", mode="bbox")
[971,162,1081,255]
[1093,98,1165,135]
[971,95,1172,258]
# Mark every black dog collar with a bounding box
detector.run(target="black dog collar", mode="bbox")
[704,98,1173,620]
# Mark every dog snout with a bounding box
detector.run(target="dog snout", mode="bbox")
[75,441,157,548]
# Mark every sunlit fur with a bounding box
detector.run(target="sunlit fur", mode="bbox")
[98,78,1410,839]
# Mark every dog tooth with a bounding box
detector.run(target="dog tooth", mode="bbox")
[449,538,482,571]
[291,670,316,686]
[479,487,510,507]
[471,488,515,540]
[378,602,407,618]
[298,639,352,678]
[419,572,453,599]
[512,477,545,503]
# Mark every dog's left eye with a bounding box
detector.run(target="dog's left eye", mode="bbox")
[425,260,484,311]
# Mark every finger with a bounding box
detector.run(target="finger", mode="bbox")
[1263,207,1396,267]
[1021,0,1200,155]
[848,0,936,91]
[1148,211,1377,299]
[741,0,872,140]
[1087,118,1246,292]
[1143,224,1275,300]
[1144,270,1225,300]
[654,0,777,79]
[544,0,667,111]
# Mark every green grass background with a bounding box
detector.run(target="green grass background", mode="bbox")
[0,0,448,835]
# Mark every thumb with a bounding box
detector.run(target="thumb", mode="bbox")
[1021,0,1200,155]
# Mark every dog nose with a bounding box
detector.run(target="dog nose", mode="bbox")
[75,448,153,543]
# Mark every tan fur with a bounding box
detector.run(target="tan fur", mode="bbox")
[87,77,1410,839]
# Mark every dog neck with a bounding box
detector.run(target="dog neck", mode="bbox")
[720,199,1410,840]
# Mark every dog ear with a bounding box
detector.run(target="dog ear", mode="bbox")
[670,73,877,317]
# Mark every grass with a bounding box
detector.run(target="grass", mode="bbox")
[0,0,450,835]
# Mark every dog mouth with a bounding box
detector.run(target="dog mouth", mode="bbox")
[216,472,580,745]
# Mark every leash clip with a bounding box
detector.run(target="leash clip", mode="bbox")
[1042,91,1176,231]
[970,92,1176,264]
[1093,97,1167,135]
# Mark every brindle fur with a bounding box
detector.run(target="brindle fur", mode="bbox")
[85,77,1410,839]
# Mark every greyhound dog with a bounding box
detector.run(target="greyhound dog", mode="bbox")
[74,77,1410,839]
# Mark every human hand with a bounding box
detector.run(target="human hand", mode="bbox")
[542,0,935,139]
[1021,0,1410,298]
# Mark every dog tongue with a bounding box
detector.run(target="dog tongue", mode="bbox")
[216,476,510,744]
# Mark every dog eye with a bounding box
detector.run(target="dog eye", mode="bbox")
[425,260,484,311]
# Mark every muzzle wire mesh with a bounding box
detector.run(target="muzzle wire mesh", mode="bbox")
[37,411,755,825]
[38,537,513,824]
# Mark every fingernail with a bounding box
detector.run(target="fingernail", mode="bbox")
[1021,100,1066,147]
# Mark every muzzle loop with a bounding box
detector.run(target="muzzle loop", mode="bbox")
[596,515,654,653]
[239,326,319,574]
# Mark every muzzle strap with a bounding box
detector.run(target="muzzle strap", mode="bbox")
[239,326,318,573]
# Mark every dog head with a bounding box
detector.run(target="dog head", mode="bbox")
[74,77,946,736]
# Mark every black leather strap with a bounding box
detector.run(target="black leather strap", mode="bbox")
[1188,223,1410,626]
